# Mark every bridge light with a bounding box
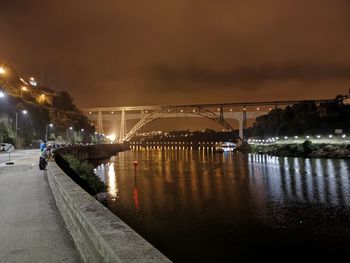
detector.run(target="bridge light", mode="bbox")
[107,133,116,141]
[243,107,246,111]
[180,109,183,113]
[342,134,346,138]
[257,107,260,111]
[316,135,321,138]
[284,136,288,139]
[329,135,333,138]
[69,126,73,130]
[193,109,196,112]
[217,108,220,112]
[294,136,298,139]
[306,135,310,139]
[145,110,148,113]
[230,109,233,112]
[111,111,114,114]
[269,108,272,111]
[89,111,92,114]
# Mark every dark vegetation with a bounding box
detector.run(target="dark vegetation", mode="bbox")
[251,96,350,137]
[55,153,106,195]
[250,140,350,158]
[0,63,94,147]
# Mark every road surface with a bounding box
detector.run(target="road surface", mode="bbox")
[0,149,81,263]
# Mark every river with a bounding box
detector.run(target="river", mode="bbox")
[95,149,350,262]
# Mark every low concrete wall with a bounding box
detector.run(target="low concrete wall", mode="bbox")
[47,161,170,263]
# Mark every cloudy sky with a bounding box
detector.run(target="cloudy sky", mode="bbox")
[1,0,350,108]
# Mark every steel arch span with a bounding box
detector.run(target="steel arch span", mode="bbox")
[124,106,234,141]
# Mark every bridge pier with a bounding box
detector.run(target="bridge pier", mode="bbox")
[120,109,126,141]
[97,111,104,135]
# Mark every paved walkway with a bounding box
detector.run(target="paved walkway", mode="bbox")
[0,150,81,263]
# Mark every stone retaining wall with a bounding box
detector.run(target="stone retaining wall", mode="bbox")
[47,149,170,262]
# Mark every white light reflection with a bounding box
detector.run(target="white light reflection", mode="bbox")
[107,162,118,200]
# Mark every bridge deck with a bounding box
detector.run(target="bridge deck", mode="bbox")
[83,99,333,113]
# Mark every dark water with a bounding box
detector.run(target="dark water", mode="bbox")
[95,150,350,262]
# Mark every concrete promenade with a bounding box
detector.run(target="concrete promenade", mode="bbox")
[0,150,81,263]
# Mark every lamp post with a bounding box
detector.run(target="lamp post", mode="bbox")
[66,126,73,143]
[80,128,84,143]
[45,123,53,141]
[15,110,28,146]
[20,86,28,97]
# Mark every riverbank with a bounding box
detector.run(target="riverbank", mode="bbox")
[48,145,170,262]
[245,140,350,158]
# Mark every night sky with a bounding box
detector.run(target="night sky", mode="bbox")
[1,0,350,108]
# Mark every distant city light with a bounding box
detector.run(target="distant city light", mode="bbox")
[342,134,346,138]
[49,123,53,127]
[317,135,321,138]
[81,128,84,132]
[306,136,310,139]
[294,136,298,139]
[329,135,333,138]
[19,77,29,85]
[29,77,37,86]
[284,136,288,139]
[22,110,27,114]
[69,126,73,130]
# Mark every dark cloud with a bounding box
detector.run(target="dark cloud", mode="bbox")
[1,0,350,107]
[149,63,350,88]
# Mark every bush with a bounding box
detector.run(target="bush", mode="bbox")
[302,140,314,155]
[61,154,106,195]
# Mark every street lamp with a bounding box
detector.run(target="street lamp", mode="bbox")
[15,110,28,145]
[66,126,74,142]
[0,67,5,74]
[45,123,53,141]
[0,91,5,98]
[20,86,28,97]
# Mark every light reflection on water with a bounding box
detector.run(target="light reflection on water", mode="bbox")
[95,150,350,262]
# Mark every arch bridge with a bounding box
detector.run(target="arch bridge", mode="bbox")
[82,99,332,143]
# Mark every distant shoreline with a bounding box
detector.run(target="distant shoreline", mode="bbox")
[243,141,350,159]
